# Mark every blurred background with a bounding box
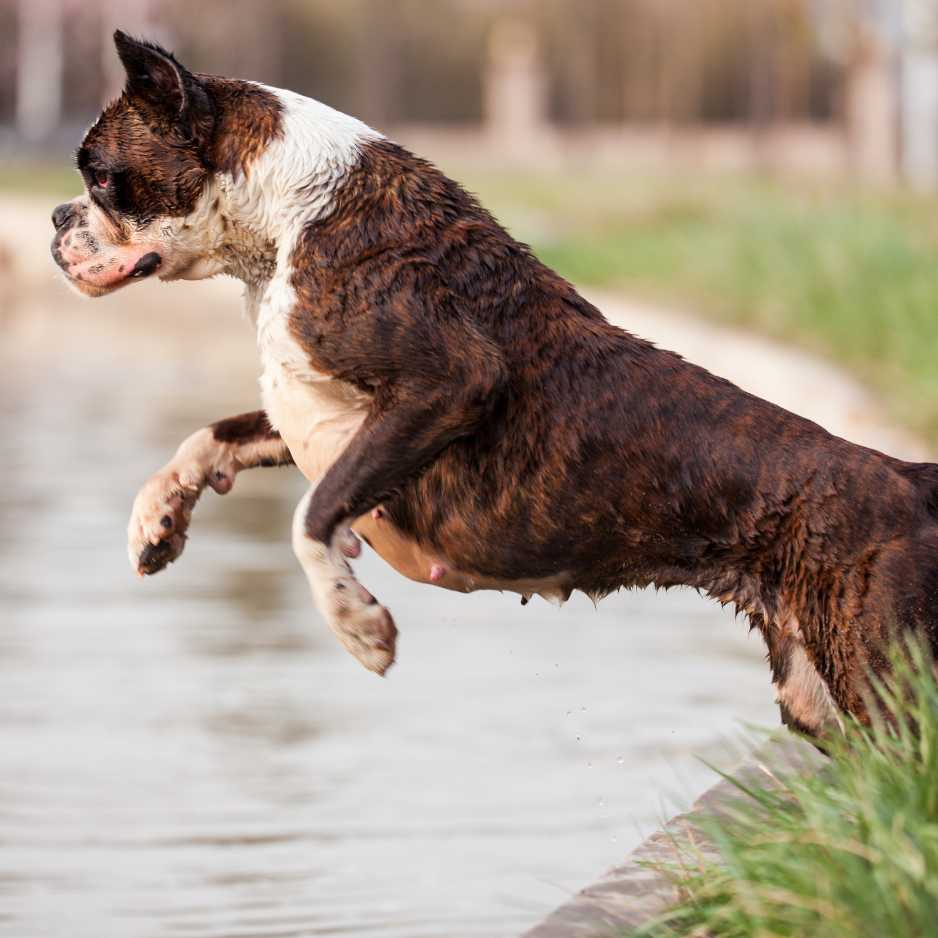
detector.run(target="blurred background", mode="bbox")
[5,0,938,183]
[1,2,938,937]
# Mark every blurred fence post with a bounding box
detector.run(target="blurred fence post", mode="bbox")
[484,15,550,160]
[355,0,398,130]
[845,10,899,185]
[15,0,63,142]
[899,0,938,189]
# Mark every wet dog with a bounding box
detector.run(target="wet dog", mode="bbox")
[52,32,938,738]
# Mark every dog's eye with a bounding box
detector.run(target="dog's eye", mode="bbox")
[93,170,110,189]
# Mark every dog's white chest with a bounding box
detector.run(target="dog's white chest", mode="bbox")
[256,307,368,483]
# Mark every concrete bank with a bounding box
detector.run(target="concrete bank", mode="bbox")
[522,734,826,937]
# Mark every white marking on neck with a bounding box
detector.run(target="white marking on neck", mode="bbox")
[223,88,381,481]
[773,616,845,736]
[219,85,382,254]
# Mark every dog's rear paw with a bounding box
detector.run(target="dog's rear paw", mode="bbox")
[128,474,198,576]
[292,495,396,674]
[328,579,398,674]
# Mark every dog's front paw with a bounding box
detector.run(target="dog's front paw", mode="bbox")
[327,577,398,675]
[127,473,199,576]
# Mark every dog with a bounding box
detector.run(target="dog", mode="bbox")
[51,32,938,740]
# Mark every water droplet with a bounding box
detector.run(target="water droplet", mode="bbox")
[616,756,624,765]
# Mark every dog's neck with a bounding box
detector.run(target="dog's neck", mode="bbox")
[203,85,380,295]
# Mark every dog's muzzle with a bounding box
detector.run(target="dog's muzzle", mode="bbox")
[49,200,163,293]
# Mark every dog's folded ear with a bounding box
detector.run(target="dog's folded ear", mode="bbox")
[113,30,214,147]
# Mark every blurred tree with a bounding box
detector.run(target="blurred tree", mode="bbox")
[15,0,62,141]
[0,0,907,183]
[484,11,548,145]
[844,0,900,183]
[899,0,938,188]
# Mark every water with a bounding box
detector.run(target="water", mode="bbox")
[0,272,779,938]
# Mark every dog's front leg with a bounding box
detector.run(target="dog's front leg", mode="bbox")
[291,326,507,675]
[128,411,293,576]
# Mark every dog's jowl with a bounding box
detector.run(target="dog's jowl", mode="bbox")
[52,31,938,736]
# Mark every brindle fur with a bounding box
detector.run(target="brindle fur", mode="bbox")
[290,138,938,728]
[211,410,285,449]
[76,35,282,229]
[56,35,938,737]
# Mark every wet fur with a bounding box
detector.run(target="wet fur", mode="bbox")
[54,33,938,735]
[286,138,938,729]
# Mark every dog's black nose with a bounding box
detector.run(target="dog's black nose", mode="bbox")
[130,252,162,279]
[51,203,75,231]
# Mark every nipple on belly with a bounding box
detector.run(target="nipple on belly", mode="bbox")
[429,563,446,583]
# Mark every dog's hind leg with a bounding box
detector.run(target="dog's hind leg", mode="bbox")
[291,486,397,675]
[280,287,507,673]
[128,410,293,576]
[770,616,845,743]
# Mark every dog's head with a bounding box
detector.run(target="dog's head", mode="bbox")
[51,32,223,297]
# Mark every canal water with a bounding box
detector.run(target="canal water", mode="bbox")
[0,267,779,937]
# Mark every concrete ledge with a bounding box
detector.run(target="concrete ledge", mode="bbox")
[521,734,825,938]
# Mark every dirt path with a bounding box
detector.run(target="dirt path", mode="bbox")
[1,195,926,462]
[589,290,927,462]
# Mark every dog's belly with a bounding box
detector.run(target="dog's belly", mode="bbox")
[261,364,570,600]
[259,365,441,581]
[351,512,572,601]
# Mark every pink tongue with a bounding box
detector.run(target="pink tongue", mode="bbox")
[70,245,163,288]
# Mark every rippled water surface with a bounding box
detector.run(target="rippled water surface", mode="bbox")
[0,275,779,938]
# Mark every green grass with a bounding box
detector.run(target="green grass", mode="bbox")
[631,642,938,938]
[0,161,81,200]
[458,170,938,442]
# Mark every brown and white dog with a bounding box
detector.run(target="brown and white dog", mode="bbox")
[52,33,938,739]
